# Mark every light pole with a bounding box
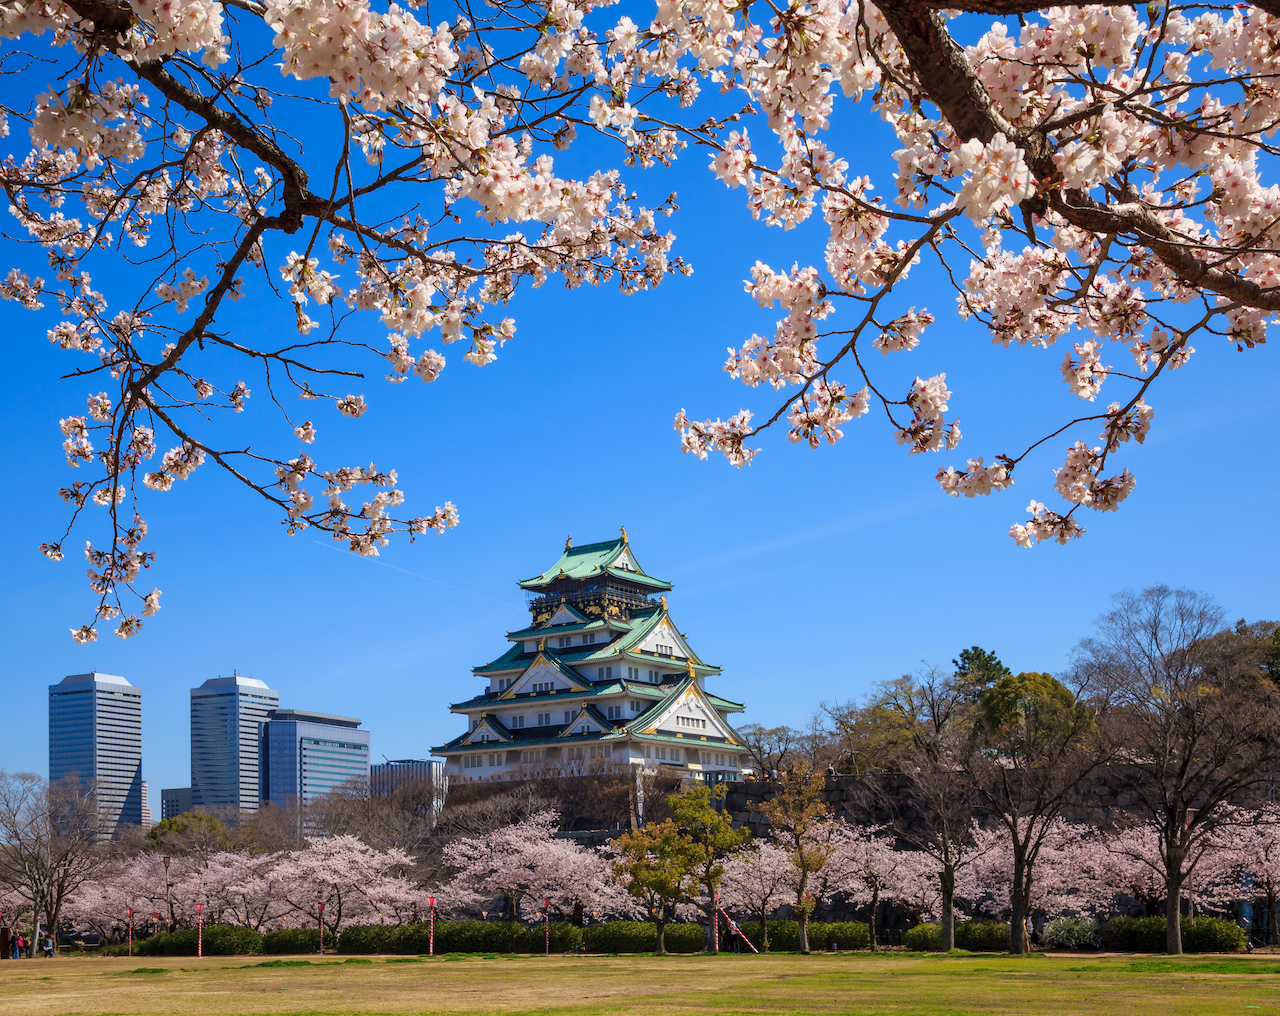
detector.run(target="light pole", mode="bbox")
[162,855,172,932]
[428,897,436,957]
[195,904,204,959]
[543,899,551,956]
[126,910,133,958]
[317,902,325,956]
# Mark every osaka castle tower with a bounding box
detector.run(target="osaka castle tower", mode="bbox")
[434,530,752,783]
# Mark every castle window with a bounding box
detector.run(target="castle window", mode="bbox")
[511,715,525,728]
[580,724,590,734]
[564,710,572,724]
[656,644,673,656]
[537,712,551,726]
[583,633,596,645]
[606,705,622,720]
[487,753,502,767]
[463,755,481,769]
[558,636,572,648]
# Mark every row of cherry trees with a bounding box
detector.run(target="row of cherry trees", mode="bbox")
[45,799,1280,953]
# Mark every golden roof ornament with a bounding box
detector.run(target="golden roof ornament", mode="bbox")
[659,595,667,610]
[565,535,572,551]
[620,525,628,543]
[687,658,695,678]
[538,637,546,651]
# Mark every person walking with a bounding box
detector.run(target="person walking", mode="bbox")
[15,933,24,959]
[726,918,741,954]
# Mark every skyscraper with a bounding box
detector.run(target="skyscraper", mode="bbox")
[259,710,370,807]
[191,675,279,812]
[48,672,143,837]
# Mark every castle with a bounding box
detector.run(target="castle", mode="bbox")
[434,531,751,783]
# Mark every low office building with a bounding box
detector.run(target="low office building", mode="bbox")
[260,710,371,807]
[48,672,143,837]
[160,787,192,821]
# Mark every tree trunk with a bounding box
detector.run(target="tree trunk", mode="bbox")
[798,901,810,955]
[572,902,584,928]
[1268,890,1277,947]
[868,885,879,953]
[656,918,667,955]
[1009,849,1030,955]
[940,864,956,952]
[1166,864,1185,955]
[759,913,769,953]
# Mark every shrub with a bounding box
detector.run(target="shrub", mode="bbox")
[261,928,334,955]
[819,922,871,951]
[954,921,1010,952]
[1042,918,1099,951]
[582,921,702,954]
[1105,915,1245,953]
[336,921,582,955]
[903,923,940,951]
[135,925,262,956]
[1182,917,1247,954]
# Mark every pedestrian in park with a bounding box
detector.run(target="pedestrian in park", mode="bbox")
[15,933,24,958]
[41,936,54,958]
[726,919,741,954]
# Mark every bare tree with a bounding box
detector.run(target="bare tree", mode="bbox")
[0,773,106,956]
[1076,586,1280,955]
[854,668,985,952]
[737,725,801,775]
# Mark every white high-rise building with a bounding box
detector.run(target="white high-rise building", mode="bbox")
[48,672,143,837]
[191,675,279,812]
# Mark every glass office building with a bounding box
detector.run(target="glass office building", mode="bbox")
[191,675,279,812]
[48,672,143,837]
[260,710,370,807]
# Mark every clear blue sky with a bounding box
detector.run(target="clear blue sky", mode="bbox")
[2,34,1277,819]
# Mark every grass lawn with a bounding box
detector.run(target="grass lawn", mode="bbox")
[3,951,1280,1015]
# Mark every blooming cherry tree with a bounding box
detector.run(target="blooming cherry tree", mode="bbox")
[6,0,1280,634]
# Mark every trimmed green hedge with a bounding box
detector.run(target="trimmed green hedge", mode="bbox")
[738,920,871,953]
[262,928,334,954]
[903,923,939,951]
[335,921,582,955]
[956,921,1010,952]
[581,921,704,954]
[135,925,262,956]
[1107,915,1245,953]
[901,921,1009,952]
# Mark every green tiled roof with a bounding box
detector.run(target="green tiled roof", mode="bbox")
[505,615,631,640]
[518,536,672,591]
[473,642,528,675]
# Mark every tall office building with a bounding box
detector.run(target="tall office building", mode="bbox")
[260,710,370,807]
[48,672,143,837]
[191,675,278,812]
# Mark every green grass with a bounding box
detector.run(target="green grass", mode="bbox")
[4,950,1280,1015]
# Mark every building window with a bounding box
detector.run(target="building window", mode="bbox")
[656,644,674,656]
[463,755,481,769]
[558,636,572,648]
[537,712,551,726]
[511,715,525,728]
[532,681,552,693]
[676,716,707,729]
[606,705,622,720]
[648,670,660,683]
[583,633,596,645]
[631,700,642,712]
[580,724,590,734]
[521,749,547,764]
[595,666,612,680]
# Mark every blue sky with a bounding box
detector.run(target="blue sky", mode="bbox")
[2,21,1278,819]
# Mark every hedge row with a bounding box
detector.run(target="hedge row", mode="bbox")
[902,922,1010,952]
[1106,916,1245,953]
[337,921,583,954]
[582,922,704,954]
[739,920,871,952]
[134,925,263,956]
[262,929,335,954]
